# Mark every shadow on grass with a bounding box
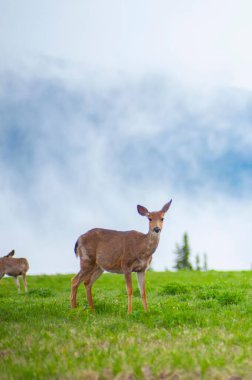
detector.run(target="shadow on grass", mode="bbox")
[28,288,56,298]
[160,283,245,306]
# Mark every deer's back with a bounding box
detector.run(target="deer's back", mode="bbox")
[77,228,147,272]
[0,257,29,276]
[78,228,145,250]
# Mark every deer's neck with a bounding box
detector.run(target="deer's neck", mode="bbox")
[144,231,160,256]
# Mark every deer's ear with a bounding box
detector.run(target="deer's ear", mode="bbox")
[137,205,149,216]
[161,200,172,213]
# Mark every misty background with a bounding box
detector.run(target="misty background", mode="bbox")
[1,1,252,274]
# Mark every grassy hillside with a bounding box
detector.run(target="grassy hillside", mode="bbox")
[0,271,252,379]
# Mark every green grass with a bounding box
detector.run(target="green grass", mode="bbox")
[1,271,252,379]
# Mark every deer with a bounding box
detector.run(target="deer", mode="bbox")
[0,250,29,293]
[71,200,172,313]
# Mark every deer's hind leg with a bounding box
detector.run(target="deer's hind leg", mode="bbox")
[71,270,86,308]
[14,276,20,293]
[83,266,103,309]
[124,272,133,314]
[22,272,28,293]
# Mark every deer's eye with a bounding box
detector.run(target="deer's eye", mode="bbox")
[161,218,164,221]
[148,218,152,221]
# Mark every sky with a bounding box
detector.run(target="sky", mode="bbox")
[1,0,252,274]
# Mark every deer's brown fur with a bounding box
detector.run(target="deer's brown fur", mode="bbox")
[0,250,29,292]
[71,200,172,313]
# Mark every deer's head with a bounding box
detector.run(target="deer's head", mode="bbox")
[137,200,172,234]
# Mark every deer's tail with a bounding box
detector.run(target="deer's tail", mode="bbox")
[74,241,79,257]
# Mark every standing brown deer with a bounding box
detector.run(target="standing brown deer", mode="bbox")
[71,200,172,313]
[0,250,29,293]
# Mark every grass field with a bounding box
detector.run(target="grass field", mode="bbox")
[0,271,252,380]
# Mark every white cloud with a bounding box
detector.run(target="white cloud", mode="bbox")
[1,0,252,274]
[0,71,252,274]
[1,0,252,89]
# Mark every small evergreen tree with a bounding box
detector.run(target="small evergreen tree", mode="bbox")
[195,254,201,271]
[174,233,193,271]
[203,253,208,271]
[173,243,184,270]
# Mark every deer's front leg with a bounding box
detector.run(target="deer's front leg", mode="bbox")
[124,272,133,314]
[137,271,148,311]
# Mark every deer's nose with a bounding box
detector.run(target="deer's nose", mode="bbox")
[153,227,161,233]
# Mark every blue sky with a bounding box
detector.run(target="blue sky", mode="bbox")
[1,1,252,273]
